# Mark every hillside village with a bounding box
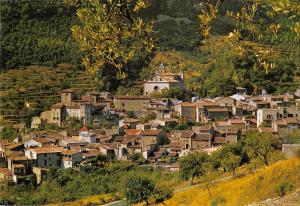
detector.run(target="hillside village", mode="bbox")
[1,65,300,184]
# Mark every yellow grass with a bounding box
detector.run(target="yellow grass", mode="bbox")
[46,193,117,206]
[159,158,300,206]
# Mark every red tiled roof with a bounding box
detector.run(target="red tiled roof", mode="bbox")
[124,129,142,135]
[194,133,212,141]
[30,146,64,154]
[229,119,245,124]
[141,129,162,136]
[0,168,12,176]
[79,126,89,132]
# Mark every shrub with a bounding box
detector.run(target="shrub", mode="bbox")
[211,196,226,206]
[276,181,293,197]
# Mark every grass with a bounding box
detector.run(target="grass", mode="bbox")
[158,158,300,206]
[46,193,118,206]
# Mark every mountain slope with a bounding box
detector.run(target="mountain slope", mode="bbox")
[159,158,300,206]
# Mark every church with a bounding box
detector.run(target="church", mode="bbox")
[143,63,184,95]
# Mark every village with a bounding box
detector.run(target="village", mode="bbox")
[1,65,300,185]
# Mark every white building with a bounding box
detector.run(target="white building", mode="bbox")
[143,64,184,95]
[78,126,96,143]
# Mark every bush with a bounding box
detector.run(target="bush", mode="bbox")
[211,196,226,206]
[276,181,293,197]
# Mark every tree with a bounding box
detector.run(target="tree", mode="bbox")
[220,152,241,177]
[153,186,172,205]
[70,0,156,78]
[180,151,209,183]
[0,125,19,140]
[125,175,155,205]
[141,111,157,123]
[243,132,282,166]
[198,0,221,40]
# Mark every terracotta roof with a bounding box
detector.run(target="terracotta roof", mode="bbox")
[52,102,63,109]
[123,118,141,123]
[276,119,287,126]
[174,130,194,138]
[115,96,150,100]
[124,129,142,135]
[229,119,245,124]
[124,134,139,140]
[141,129,162,136]
[0,168,12,176]
[207,108,229,112]
[7,143,23,150]
[214,137,227,144]
[33,137,55,144]
[198,124,213,131]
[285,117,298,124]
[30,146,64,154]
[62,89,74,93]
[79,126,89,132]
[259,127,276,133]
[194,133,212,141]
[180,102,196,107]
[113,136,124,142]
[62,149,80,155]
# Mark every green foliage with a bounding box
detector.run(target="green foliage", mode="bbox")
[141,112,157,123]
[0,125,19,140]
[211,196,226,206]
[125,175,155,204]
[0,0,81,70]
[71,0,156,78]
[283,131,300,144]
[220,152,241,177]
[151,87,190,101]
[180,151,209,183]
[242,132,282,166]
[116,86,142,96]
[128,153,147,165]
[211,142,247,171]
[0,65,97,125]
[1,162,177,205]
[276,181,293,197]
[153,186,172,204]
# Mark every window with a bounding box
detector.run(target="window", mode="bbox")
[154,86,159,91]
[44,160,47,166]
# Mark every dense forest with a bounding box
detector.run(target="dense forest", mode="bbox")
[0,0,300,124]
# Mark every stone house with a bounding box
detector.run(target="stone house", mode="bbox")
[140,129,165,149]
[273,117,300,136]
[25,146,82,169]
[24,137,55,148]
[257,108,280,127]
[172,131,195,150]
[119,118,141,129]
[25,147,63,168]
[114,96,151,112]
[191,133,212,150]
[175,103,197,122]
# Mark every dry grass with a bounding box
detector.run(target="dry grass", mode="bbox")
[46,193,118,206]
[158,158,300,206]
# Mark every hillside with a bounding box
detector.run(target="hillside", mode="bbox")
[0,64,98,125]
[159,158,300,206]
